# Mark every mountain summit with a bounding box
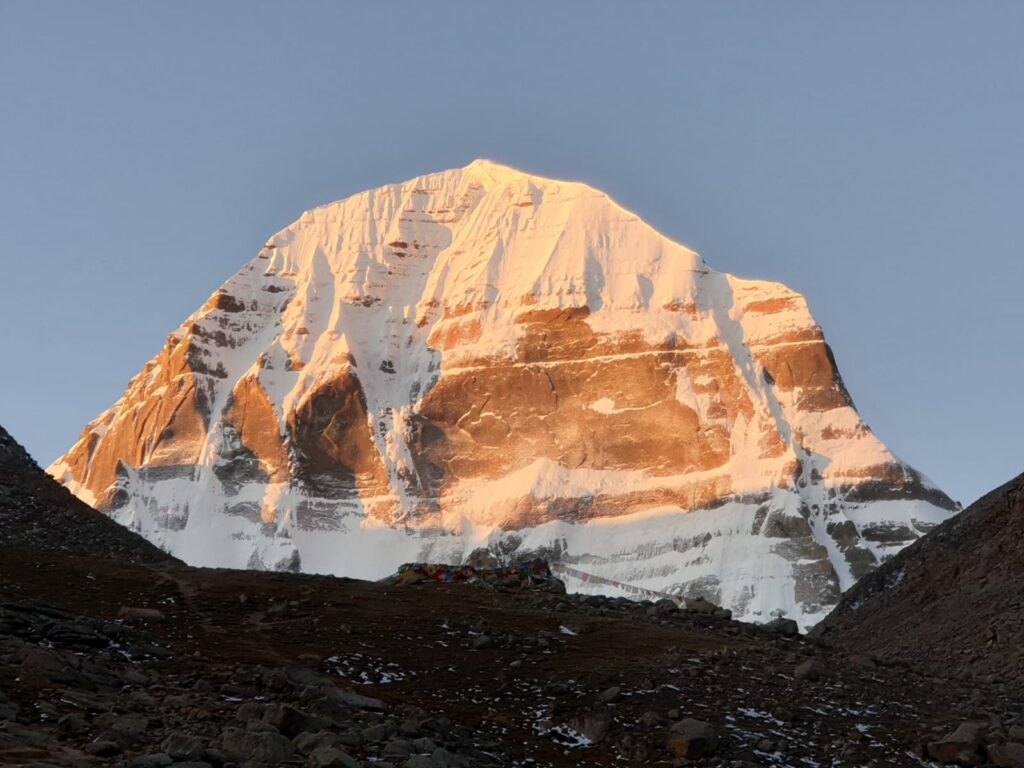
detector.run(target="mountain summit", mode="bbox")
[49,160,956,625]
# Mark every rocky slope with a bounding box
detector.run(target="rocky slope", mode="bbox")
[12,549,1024,768]
[0,425,173,565]
[48,160,957,626]
[815,471,1024,688]
[2,424,1022,767]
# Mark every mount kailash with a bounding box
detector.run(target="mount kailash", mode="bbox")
[49,160,957,627]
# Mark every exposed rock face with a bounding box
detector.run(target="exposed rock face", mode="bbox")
[815,472,1024,686]
[48,160,956,626]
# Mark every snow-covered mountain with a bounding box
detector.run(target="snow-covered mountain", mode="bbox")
[49,160,957,627]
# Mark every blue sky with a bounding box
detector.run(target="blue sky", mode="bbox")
[1,2,1021,505]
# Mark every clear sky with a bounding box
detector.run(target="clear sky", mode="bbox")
[1,2,1021,506]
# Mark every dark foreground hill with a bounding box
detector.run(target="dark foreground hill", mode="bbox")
[1,424,1023,767]
[0,425,174,565]
[815,472,1024,688]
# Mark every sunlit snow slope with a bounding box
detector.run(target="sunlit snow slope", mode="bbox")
[49,160,957,627]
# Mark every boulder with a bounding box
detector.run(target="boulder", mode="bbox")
[988,743,1024,768]
[0,697,19,722]
[667,718,718,759]
[597,685,621,704]
[927,722,986,764]
[219,726,295,763]
[765,618,799,637]
[653,598,679,615]
[567,710,612,744]
[264,703,319,739]
[684,597,717,615]
[639,711,663,729]
[794,658,825,682]
[85,741,121,757]
[321,685,385,712]
[128,755,172,768]
[430,747,469,767]
[381,739,413,759]
[118,606,166,622]
[161,732,205,761]
[308,745,361,768]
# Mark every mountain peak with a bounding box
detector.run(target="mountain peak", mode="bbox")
[49,165,956,627]
[464,157,528,179]
[460,158,584,189]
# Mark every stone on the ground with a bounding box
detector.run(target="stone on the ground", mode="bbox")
[381,739,413,758]
[308,744,361,768]
[295,731,345,755]
[430,747,469,767]
[264,702,316,739]
[684,597,717,615]
[128,754,173,768]
[219,726,295,763]
[927,722,986,764]
[654,598,678,615]
[118,606,166,622]
[598,685,621,703]
[988,743,1024,768]
[162,732,205,761]
[794,658,825,682]
[568,710,612,744]
[766,618,799,637]
[666,718,718,759]
[323,686,385,712]
[639,711,663,729]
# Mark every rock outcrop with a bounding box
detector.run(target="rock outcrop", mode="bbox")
[48,160,956,625]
